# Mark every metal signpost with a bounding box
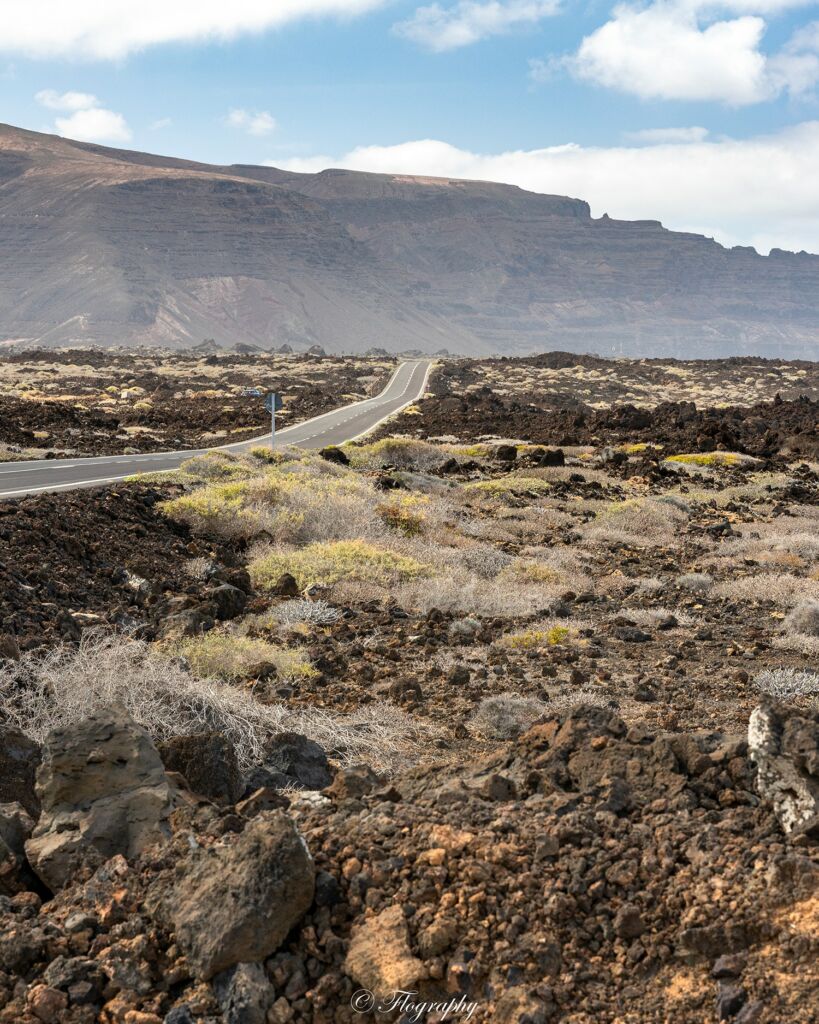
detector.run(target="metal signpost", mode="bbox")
[264,392,284,448]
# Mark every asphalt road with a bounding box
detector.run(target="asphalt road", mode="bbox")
[0,359,432,499]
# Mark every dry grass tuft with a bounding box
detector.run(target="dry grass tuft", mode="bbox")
[0,630,437,774]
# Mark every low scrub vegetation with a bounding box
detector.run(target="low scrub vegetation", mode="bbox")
[755,667,819,702]
[468,692,547,739]
[250,539,432,590]
[173,632,316,683]
[0,630,434,773]
[499,624,570,650]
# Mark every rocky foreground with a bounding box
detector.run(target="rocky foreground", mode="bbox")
[1,697,817,1024]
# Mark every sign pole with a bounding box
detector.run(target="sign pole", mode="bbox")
[264,391,282,449]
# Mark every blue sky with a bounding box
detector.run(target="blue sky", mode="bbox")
[2,0,819,253]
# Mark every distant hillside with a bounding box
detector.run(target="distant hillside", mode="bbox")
[0,123,817,357]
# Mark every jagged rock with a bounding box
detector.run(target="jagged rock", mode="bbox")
[158,733,243,806]
[494,987,556,1023]
[271,573,300,597]
[0,725,41,817]
[157,607,213,639]
[327,764,380,801]
[748,700,819,836]
[0,802,36,895]
[150,811,314,980]
[0,633,20,661]
[213,962,276,1024]
[319,446,350,466]
[25,706,174,890]
[209,583,248,621]
[494,444,517,462]
[345,904,425,999]
[539,447,565,467]
[264,732,333,790]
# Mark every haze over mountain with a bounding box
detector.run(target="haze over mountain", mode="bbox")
[0,122,816,358]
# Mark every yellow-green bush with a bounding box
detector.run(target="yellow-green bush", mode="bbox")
[620,442,663,454]
[173,633,316,683]
[160,481,262,539]
[500,625,570,650]
[377,494,428,536]
[665,452,747,467]
[179,450,256,482]
[248,446,285,464]
[464,477,551,496]
[347,436,442,470]
[448,443,493,459]
[250,539,432,590]
[501,558,563,584]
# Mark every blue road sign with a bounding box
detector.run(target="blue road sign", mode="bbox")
[264,392,283,412]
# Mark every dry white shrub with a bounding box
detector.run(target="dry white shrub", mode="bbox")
[611,607,695,628]
[271,599,342,627]
[548,688,611,712]
[754,667,819,701]
[469,693,547,740]
[460,545,513,579]
[394,571,561,618]
[783,598,819,638]
[182,556,212,581]
[678,572,714,594]
[581,498,689,549]
[773,633,819,657]
[0,630,436,774]
[714,574,819,607]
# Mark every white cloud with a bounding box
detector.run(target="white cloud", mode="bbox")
[272,122,819,254]
[564,1,819,105]
[54,108,133,143]
[225,108,277,136]
[35,89,99,111]
[35,89,132,143]
[624,126,709,143]
[149,117,173,131]
[394,0,560,51]
[0,1,388,60]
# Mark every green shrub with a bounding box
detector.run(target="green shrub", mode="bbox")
[464,477,551,496]
[665,452,756,468]
[250,539,432,590]
[500,625,569,649]
[174,633,316,683]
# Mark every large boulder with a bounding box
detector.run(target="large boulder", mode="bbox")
[249,732,333,792]
[149,810,314,980]
[25,706,174,891]
[0,725,41,818]
[209,583,248,622]
[158,733,242,806]
[749,700,819,836]
[0,802,36,896]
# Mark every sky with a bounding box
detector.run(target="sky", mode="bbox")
[1,0,819,254]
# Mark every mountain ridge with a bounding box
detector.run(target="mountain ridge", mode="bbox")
[0,122,817,356]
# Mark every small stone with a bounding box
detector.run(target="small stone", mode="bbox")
[716,982,747,1020]
[28,985,68,1024]
[614,904,645,939]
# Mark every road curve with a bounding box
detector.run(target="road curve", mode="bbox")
[0,360,432,499]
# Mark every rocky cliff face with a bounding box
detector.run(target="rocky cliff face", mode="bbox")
[0,123,817,356]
